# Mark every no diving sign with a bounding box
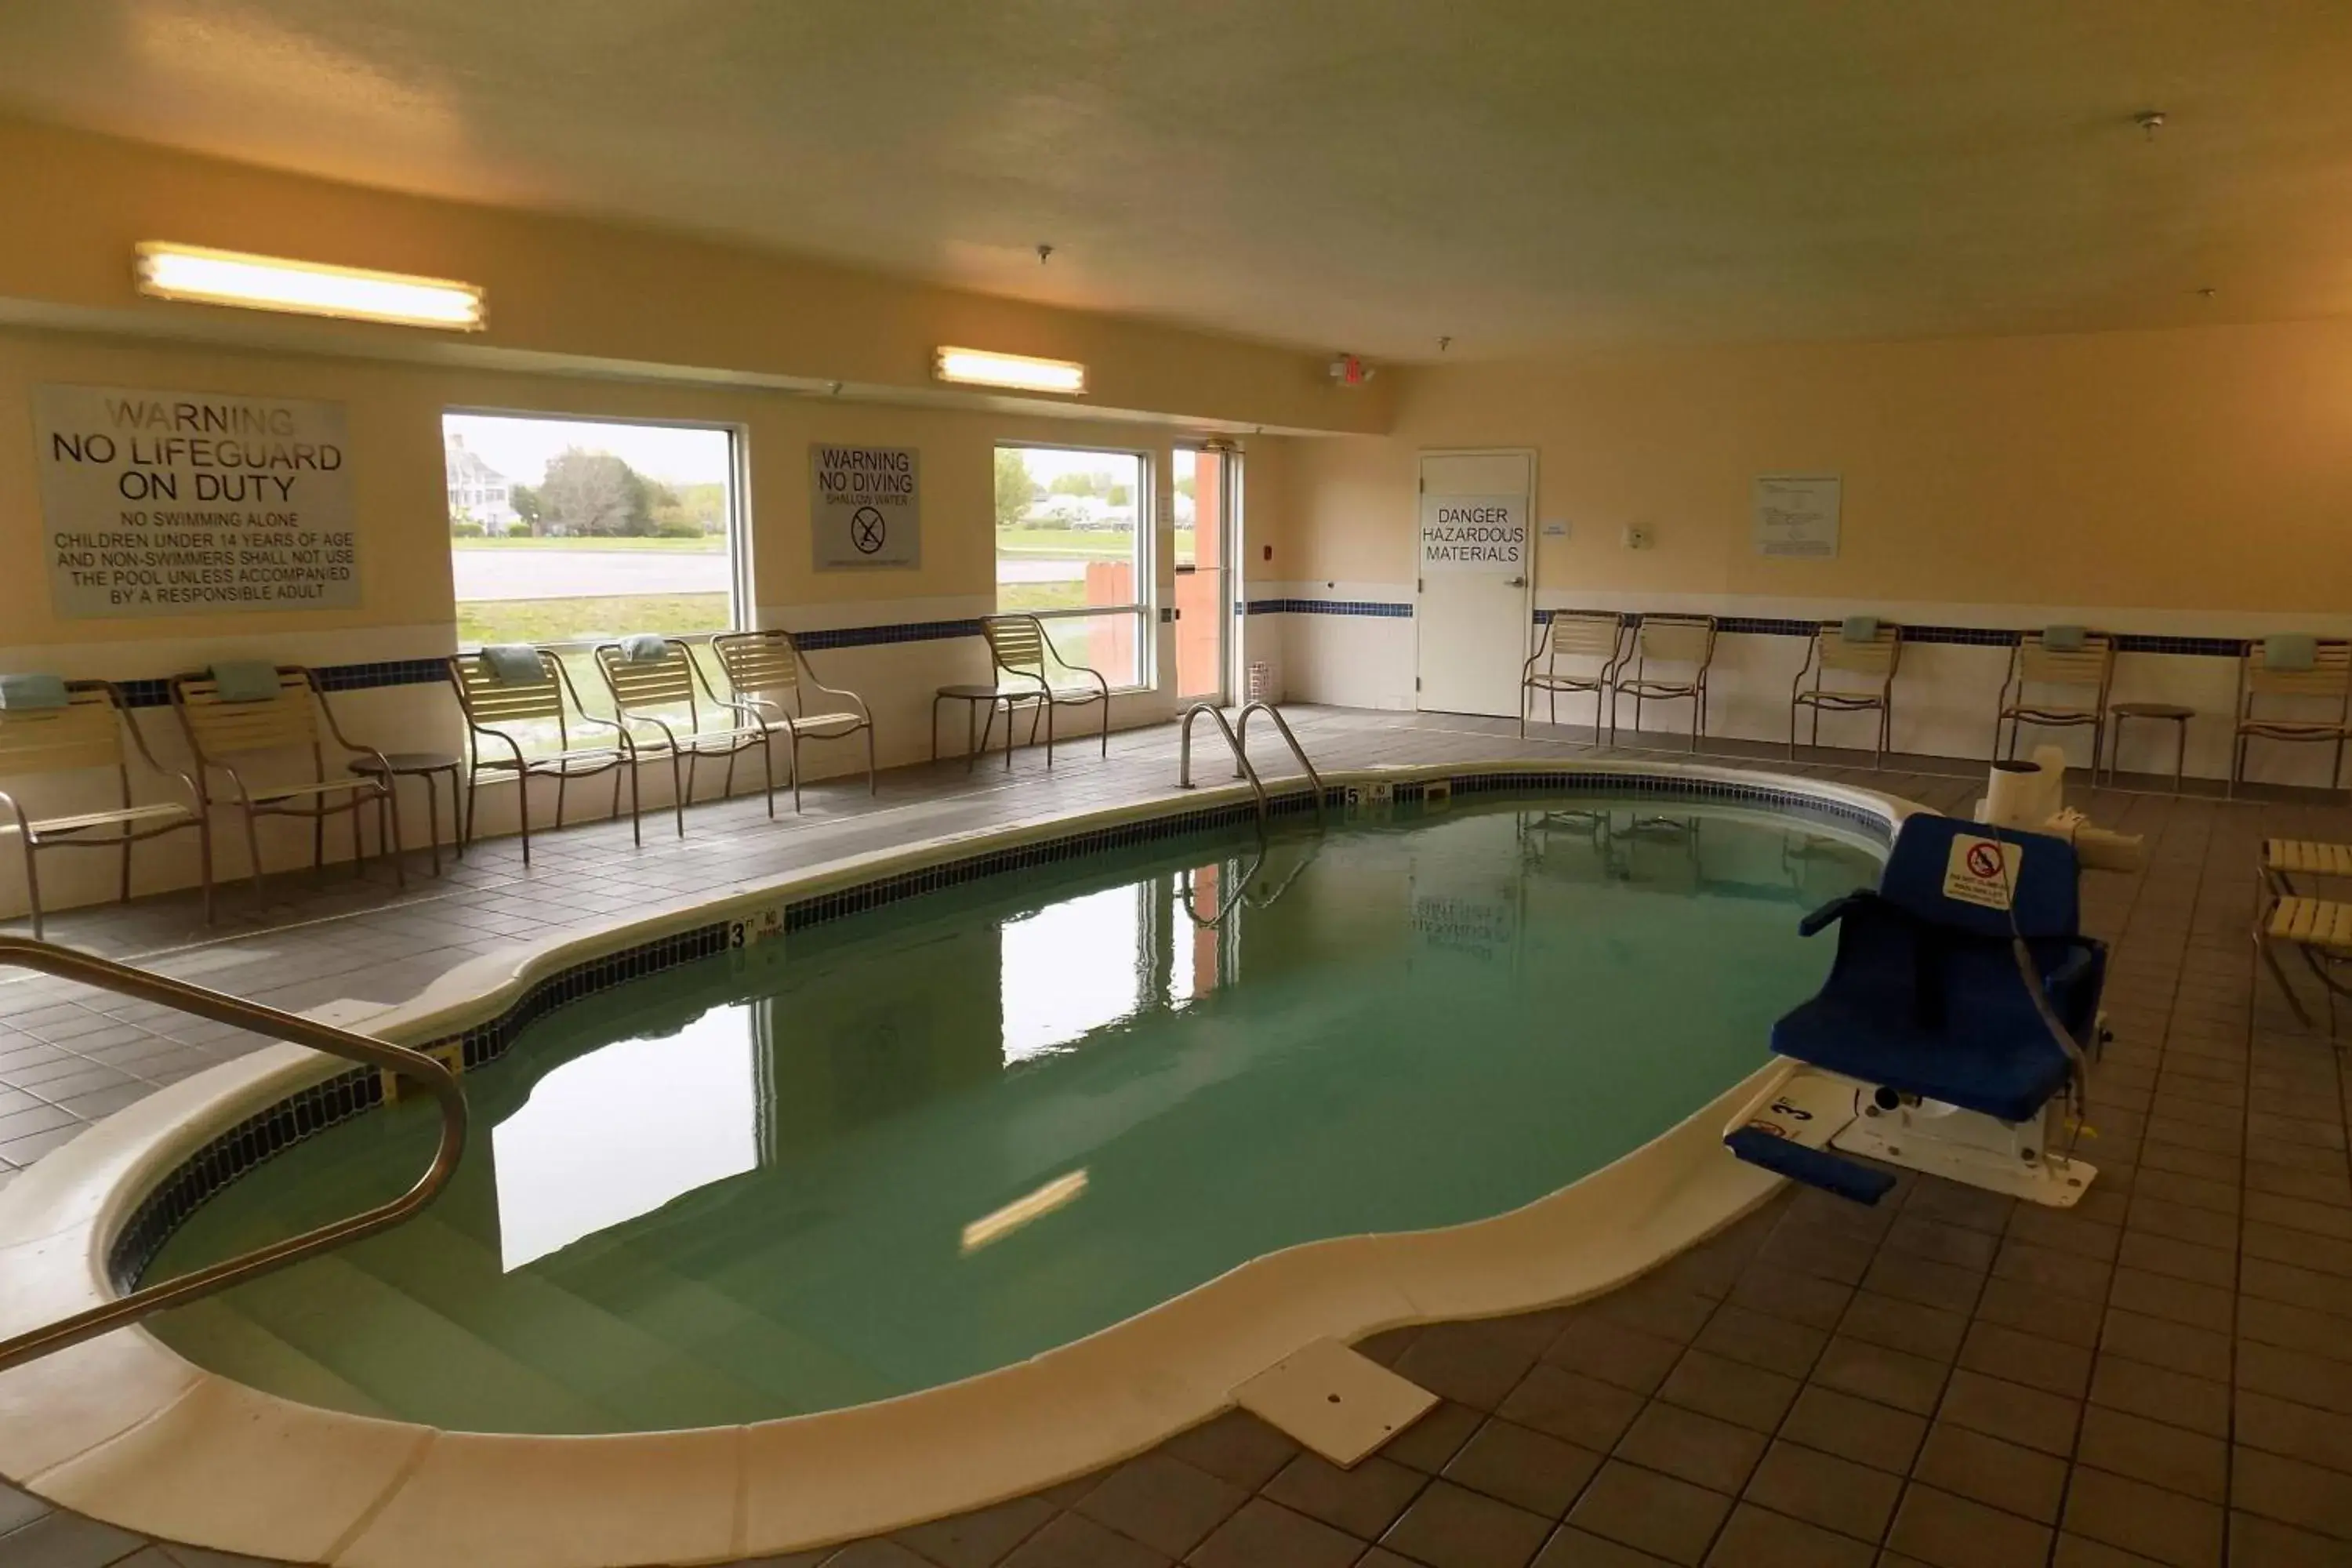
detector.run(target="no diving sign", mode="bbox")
[811,444,920,569]
[1944,833,2021,909]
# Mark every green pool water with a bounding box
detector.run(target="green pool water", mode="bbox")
[144,795,1880,1433]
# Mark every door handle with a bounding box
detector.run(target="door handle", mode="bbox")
[1505,577,1528,588]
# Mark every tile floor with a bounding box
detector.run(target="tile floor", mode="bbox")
[2,707,2349,1566]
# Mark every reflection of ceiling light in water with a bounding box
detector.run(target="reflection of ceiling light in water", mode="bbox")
[960,1170,1088,1254]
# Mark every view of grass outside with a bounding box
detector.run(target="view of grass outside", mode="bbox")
[445,413,738,648]
[994,445,1148,686]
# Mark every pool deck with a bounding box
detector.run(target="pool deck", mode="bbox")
[2,706,2349,1568]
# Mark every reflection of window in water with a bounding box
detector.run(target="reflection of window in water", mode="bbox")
[490,1007,758,1269]
[1000,887,1144,1062]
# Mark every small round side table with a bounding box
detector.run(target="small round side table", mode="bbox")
[350,752,465,875]
[2103,703,2194,793]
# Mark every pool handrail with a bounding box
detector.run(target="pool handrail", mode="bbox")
[1176,702,1327,831]
[1232,701,1329,825]
[0,936,467,1374]
[1175,703,1272,837]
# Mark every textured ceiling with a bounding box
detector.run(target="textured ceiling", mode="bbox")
[2,1,2350,359]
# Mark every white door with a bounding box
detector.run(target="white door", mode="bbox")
[1416,450,1534,717]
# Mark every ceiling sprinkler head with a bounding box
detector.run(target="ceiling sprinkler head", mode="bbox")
[1438,336,1454,353]
[1036,243,1054,265]
[2136,111,2167,140]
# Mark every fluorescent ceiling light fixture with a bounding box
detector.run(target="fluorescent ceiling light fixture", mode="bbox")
[933,347,1087,395]
[136,242,486,331]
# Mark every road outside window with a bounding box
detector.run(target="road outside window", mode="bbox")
[444,412,740,650]
[993,445,1148,689]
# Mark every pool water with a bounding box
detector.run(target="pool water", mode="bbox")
[144,796,1880,1433]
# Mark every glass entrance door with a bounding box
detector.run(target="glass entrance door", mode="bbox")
[1174,446,1236,703]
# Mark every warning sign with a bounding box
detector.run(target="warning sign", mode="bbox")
[1943,833,2021,909]
[811,444,920,570]
[1418,492,1526,575]
[34,384,358,619]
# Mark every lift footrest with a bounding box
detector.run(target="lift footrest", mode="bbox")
[1724,1125,1897,1205]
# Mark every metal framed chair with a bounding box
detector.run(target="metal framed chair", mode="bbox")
[169,666,401,901]
[448,648,644,865]
[1,680,212,937]
[711,630,876,812]
[1614,614,1718,752]
[1994,630,2114,775]
[1519,611,1628,741]
[1790,619,1904,768]
[594,637,772,832]
[979,614,1112,767]
[2229,636,2351,798]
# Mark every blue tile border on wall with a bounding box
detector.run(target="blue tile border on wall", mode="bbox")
[84,612,2265,710]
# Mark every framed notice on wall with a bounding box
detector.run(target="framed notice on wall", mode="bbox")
[34,385,358,618]
[810,444,921,569]
[1753,473,1841,559]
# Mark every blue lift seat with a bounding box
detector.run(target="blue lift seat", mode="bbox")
[1729,813,2107,1206]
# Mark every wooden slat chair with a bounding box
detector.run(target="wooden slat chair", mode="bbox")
[2256,891,2352,1034]
[1994,630,2115,773]
[594,638,773,832]
[2230,637,2352,798]
[1519,611,1628,741]
[1,681,212,937]
[1789,619,1904,768]
[980,615,1111,767]
[448,649,643,865]
[711,630,876,813]
[1615,614,1718,753]
[169,666,401,901]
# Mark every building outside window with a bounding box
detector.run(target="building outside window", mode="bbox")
[442,412,742,652]
[992,444,1149,689]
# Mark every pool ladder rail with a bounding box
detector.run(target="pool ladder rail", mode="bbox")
[0,936,467,1374]
[1176,700,1328,836]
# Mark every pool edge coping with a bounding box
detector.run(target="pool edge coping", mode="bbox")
[0,757,1914,1567]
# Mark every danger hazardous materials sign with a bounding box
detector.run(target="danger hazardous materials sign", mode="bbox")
[1943,833,2022,909]
[35,384,358,619]
[1418,492,1526,575]
[811,444,920,569]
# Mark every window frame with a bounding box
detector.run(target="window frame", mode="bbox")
[443,406,753,657]
[993,438,1156,694]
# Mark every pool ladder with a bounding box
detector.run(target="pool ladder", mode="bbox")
[1177,701,1327,837]
[0,937,467,1373]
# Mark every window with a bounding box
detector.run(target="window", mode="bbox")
[444,412,742,649]
[993,444,1149,689]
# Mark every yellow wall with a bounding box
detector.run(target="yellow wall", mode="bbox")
[1284,318,2352,614]
[0,116,1388,439]
[0,325,1275,659]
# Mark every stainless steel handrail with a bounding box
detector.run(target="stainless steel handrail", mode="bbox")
[0,936,467,1373]
[1232,702,1328,825]
[1177,703,1272,836]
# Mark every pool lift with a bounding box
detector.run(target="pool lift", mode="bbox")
[1723,748,2142,1208]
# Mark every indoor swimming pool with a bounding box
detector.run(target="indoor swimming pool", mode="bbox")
[138,792,1883,1434]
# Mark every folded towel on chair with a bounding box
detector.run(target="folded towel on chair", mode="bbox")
[479,644,546,685]
[0,673,70,711]
[2042,624,2087,652]
[209,661,282,702]
[2265,633,2318,672]
[620,633,670,664]
[1840,615,1880,643]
